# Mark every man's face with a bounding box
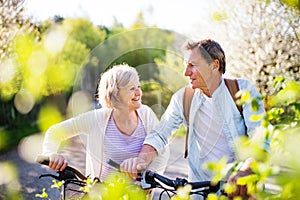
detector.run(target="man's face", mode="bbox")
[183,48,214,91]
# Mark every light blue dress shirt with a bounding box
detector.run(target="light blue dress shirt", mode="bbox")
[144,78,265,182]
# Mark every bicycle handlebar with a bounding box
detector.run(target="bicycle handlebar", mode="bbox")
[105,159,222,195]
[36,155,87,181]
[37,157,223,199]
[142,170,222,191]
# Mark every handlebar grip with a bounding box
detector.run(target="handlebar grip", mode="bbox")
[106,159,143,178]
[151,171,178,187]
[189,181,212,189]
[35,154,87,181]
[141,170,179,189]
[36,155,50,166]
[106,159,120,170]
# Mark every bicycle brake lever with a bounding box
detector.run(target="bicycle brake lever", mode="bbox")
[141,170,156,189]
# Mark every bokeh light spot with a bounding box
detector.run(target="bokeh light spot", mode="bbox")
[18,134,44,163]
[0,162,18,185]
[38,104,63,133]
[14,89,35,114]
[44,27,68,54]
[27,50,48,76]
[67,90,93,118]
[0,59,16,84]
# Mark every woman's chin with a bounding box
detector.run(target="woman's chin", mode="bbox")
[132,102,142,109]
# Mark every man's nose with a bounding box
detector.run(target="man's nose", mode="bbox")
[184,67,191,76]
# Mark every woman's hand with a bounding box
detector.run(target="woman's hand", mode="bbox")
[48,153,68,171]
[120,157,148,180]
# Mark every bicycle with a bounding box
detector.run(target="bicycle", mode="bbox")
[36,155,225,200]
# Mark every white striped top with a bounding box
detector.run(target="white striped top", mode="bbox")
[100,115,146,180]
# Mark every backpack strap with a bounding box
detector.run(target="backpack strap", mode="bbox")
[224,78,242,115]
[183,87,195,158]
[182,79,243,159]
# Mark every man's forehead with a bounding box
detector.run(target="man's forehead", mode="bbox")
[183,50,192,61]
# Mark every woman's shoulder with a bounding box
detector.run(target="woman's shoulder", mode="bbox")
[139,104,152,112]
[75,108,111,120]
[137,105,157,118]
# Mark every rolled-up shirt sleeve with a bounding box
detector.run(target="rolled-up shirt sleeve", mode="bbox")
[143,88,185,155]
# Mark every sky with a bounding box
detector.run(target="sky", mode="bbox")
[24,0,220,37]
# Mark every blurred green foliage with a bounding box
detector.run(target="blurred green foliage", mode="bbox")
[204,79,300,199]
[0,17,106,152]
[0,11,183,156]
[35,172,147,200]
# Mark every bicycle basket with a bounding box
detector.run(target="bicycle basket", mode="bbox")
[62,179,87,200]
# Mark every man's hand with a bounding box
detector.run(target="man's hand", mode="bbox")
[48,153,68,171]
[227,158,255,199]
[120,144,157,180]
[120,157,148,180]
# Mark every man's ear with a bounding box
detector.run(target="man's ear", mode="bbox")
[213,59,220,70]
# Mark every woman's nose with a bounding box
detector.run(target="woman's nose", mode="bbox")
[135,88,141,95]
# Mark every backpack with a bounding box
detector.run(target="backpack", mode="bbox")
[183,78,242,158]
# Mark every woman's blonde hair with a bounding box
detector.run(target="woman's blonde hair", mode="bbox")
[97,64,139,108]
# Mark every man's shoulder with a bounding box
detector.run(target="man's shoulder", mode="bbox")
[235,78,255,89]
[174,86,190,96]
[167,87,189,104]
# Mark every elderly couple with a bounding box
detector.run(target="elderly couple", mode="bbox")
[41,39,265,199]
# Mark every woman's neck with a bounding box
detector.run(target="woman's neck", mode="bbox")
[113,108,137,120]
[112,109,138,136]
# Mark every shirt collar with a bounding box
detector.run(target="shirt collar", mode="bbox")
[211,78,225,99]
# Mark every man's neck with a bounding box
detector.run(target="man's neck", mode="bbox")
[202,76,222,97]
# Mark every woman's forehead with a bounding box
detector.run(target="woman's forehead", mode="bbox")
[128,77,140,85]
[121,77,139,87]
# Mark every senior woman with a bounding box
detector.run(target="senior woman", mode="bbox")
[42,64,169,181]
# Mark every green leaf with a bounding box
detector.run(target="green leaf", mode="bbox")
[273,77,285,88]
[250,114,264,122]
[240,90,250,102]
[251,99,260,112]
[236,174,259,185]
[35,188,49,199]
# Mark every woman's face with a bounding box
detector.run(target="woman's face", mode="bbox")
[118,78,142,110]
